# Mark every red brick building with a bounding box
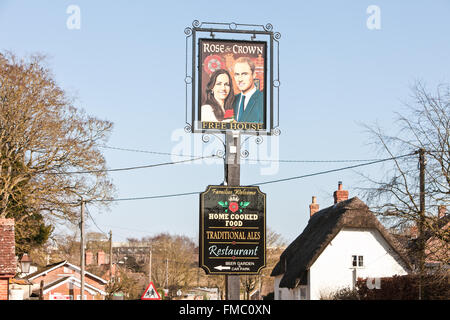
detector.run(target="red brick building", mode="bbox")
[0,219,16,300]
[25,261,107,300]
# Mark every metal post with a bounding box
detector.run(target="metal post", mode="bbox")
[80,198,85,301]
[224,130,240,300]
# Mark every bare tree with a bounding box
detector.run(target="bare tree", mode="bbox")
[0,53,115,234]
[360,82,449,269]
[142,233,197,298]
[241,227,286,299]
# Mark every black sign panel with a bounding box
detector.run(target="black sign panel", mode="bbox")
[199,185,266,275]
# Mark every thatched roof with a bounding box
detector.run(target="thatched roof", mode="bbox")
[270,197,412,289]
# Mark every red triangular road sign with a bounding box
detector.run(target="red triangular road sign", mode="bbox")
[141,282,161,300]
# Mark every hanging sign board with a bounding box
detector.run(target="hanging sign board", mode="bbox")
[184,21,282,136]
[199,185,266,275]
[198,39,267,132]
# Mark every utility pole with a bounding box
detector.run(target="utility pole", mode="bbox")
[165,256,169,298]
[109,230,113,282]
[80,198,85,301]
[418,148,426,300]
[224,130,241,300]
[148,244,152,284]
[39,280,44,300]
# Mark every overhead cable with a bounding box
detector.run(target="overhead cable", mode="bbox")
[45,155,217,174]
[89,152,416,203]
[85,203,108,236]
[100,145,198,158]
[251,152,416,186]
[101,144,385,163]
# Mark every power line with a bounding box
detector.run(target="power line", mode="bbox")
[101,145,385,163]
[96,224,153,234]
[89,152,416,203]
[244,158,383,163]
[251,152,416,186]
[100,145,199,158]
[85,203,108,236]
[45,155,217,174]
[91,191,201,203]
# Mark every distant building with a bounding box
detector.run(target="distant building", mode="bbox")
[8,277,33,300]
[25,260,108,300]
[178,287,220,300]
[423,206,449,270]
[271,182,411,300]
[397,205,449,272]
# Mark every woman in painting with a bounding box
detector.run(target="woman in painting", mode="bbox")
[201,69,235,122]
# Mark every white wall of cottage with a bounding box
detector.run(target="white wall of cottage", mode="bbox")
[273,275,296,300]
[274,227,409,300]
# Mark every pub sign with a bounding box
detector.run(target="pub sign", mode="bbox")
[199,185,266,275]
[198,39,267,132]
[185,21,281,136]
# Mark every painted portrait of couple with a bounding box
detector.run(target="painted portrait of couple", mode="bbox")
[199,40,266,127]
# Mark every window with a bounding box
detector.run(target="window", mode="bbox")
[358,256,364,267]
[352,255,364,267]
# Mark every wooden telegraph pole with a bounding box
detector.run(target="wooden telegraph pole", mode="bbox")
[80,198,86,301]
[109,230,113,282]
[149,244,152,284]
[418,148,426,300]
[224,130,241,300]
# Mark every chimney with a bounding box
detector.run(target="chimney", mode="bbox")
[333,181,349,204]
[85,251,93,266]
[438,205,447,219]
[309,196,319,217]
[97,251,105,266]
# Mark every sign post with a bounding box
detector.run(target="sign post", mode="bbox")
[225,131,241,300]
[185,21,280,301]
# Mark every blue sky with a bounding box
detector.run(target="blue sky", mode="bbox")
[1,0,449,244]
